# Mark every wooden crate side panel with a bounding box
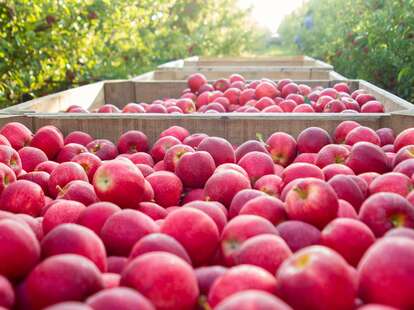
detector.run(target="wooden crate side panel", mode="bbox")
[153,70,331,80]
[1,82,105,113]
[134,81,187,103]
[0,115,33,129]
[359,80,413,112]
[104,81,135,108]
[381,112,414,133]
[30,114,384,145]
[132,71,155,81]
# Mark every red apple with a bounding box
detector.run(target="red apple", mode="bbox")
[333,121,360,143]
[321,218,375,266]
[322,163,355,180]
[64,131,93,146]
[48,162,88,198]
[359,192,414,236]
[346,142,388,174]
[122,103,146,113]
[117,130,149,154]
[276,220,321,252]
[30,126,64,159]
[266,132,297,167]
[97,104,121,113]
[93,160,145,208]
[345,126,380,146]
[0,219,40,280]
[220,215,278,266]
[239,196,286,225]
[77,201,121,235]
[25,254,103,309]
[328,174,365,210]
[71,152,102,182]
[146,171,183,207]
[297,127,331,153]
[276,246,356,310]
[87,139,118,160]
[208,265,277,307]
[204,170,251,207]
[285,178,338,229]
[214,290,292,310]
[0,122,32,150]
[358,237,414,308]
[161,208,219,266]
[0,145,22,175]
[198,137,235,166]
[369,172,413,196]
[18,146,48,172]
[55,143,87,163]
[394,128,414,152]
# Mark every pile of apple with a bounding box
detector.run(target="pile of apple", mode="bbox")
[0,120,414,309]
[67,73,385,114]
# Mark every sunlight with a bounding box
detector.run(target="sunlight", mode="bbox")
[239,0,307,33]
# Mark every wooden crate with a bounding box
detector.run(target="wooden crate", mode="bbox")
[9,112,413,145]
[182,56,333,68]
[2,79,412,114]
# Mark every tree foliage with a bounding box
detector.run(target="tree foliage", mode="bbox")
[278,0,414,102]
[0,0,260,106]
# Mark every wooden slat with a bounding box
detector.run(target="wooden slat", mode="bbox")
[104,81,135,108]
[2,82,105,113]
[30,113,385,145]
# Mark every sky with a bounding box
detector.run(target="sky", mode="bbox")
[238,0,306,33]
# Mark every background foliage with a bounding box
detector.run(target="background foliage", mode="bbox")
[0,0,263,107]
[278,0,414,102]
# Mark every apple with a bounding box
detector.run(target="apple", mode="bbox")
[334,82,351,93]
[48,162,88,198]
[150,136,181,163]
[87,287,154,310]
[266,132,297,167]
[122,103,146,113]
[359,192,414,236]
[297,127,331,153]
[117,130,149,154]
[208,265,277,307]
[30,126,64,159]
[254,174,282,197]
[64,131,93,146]
[239,89,255,106]
[281,163,324,185]
[369,172,413,196]
[276,220,321,252]
[293,153,317,164]
[35,160,59,174]
[121,252,198,310]
[188,73,207,93]
[276,246,356,310]
[213,79,231,92]
[358,237,414,308]
[25,254,103,309]
[0,162,16,194]
[255,82,279,99]
[56,180,97,205]
[316,144,350,168]
[71,152,102,182]
[214,290,292,310]
[161,208,219,266]
[345,126,381,146]
[146,171,183,207]
[55,143,87,163]
[328,175,365,210]
[228,189,266,218]
[322,163,355,180]
[394,128,414,152]
[41,223,106,272]
[238,151,274,184]
[100,209,157,256]
[356,93,376,106]
[195,266,227,297]
[0,219,40,280]
[87,139,118,160]
[43,200,86,234]
[0,275,14,309]
[333,121,360,143]
[198,137,235,166]
[175,151,215,188]
[220,215,278,266]
[183,200,227,233]
[239,196,286,225]
[93,160,145,208]
[204,170,251,207]
[75,202,120,236]
[346,142,388,174]
[321,218,375,266]
[18,146,48,172]
[361,100,385,113]
[393,145,414,166]
[0,145,22,175]
[97,104,121,113]
[0,179,45,216]
[0,122,32,150]
[147,104,167,113]
[285,178,338,229]
[235,234,292,274]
